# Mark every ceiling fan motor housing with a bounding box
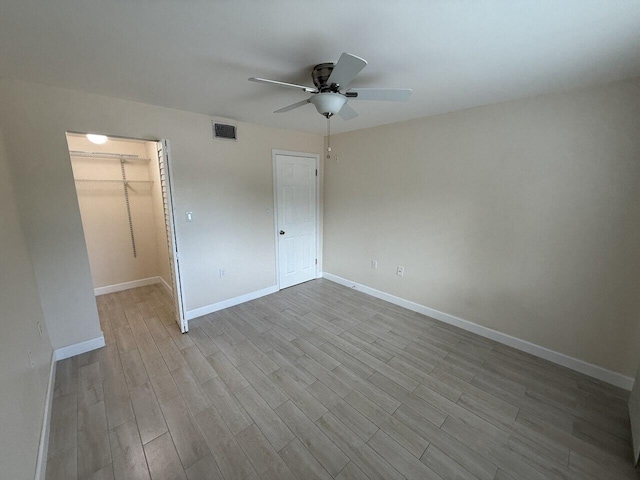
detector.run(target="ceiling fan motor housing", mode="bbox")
[312,63,337,91]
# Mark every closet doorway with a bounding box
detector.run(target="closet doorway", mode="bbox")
[66,133,187,333]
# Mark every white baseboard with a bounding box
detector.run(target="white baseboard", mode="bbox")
[34,353,56,480]
[54,334,106,361]
[158,276,173,295]
[185,285,279,321]
[94,276,165,296]
[321,272,634,391]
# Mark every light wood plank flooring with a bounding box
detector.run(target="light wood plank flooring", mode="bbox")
[46,279,638,480]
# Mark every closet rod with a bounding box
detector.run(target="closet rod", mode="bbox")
[69,150,151,162]
[74,179,154,185]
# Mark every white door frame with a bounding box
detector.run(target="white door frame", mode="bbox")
[272,149,321,290]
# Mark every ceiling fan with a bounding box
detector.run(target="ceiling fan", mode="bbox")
[248,52,412,120]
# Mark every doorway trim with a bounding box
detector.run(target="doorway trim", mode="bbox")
[64,132,187,332]
[272,149,321,290]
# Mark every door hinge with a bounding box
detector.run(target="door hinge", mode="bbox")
[315,259,317,265]
[315,169,318,176]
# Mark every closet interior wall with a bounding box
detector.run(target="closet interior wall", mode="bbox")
[66,134,170,292]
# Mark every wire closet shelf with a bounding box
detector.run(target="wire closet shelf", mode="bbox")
[69,149,155,258]
[69,150,152,162]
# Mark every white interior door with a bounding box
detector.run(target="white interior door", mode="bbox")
[157,140,187,332]
[275,153,318,289]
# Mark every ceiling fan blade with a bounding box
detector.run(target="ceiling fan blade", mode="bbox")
[327,53,367,90]
[338,103,358,121]
[249,77,317,93]
[274,99,311,113]
[346,88,412,101]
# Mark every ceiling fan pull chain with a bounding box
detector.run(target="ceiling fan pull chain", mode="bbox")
[326,116,331,160]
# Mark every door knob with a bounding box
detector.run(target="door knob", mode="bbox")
[279,230,285,235]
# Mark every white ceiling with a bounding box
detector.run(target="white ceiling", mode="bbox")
[1,0,639,134]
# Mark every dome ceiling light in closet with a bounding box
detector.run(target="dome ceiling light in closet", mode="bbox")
[86,133,108,144]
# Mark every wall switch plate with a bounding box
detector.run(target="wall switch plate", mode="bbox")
[186,211,193,222]
[219,268,225,278]
[371,260,378,269]
[37,322,44,338]
[396,265,405,277]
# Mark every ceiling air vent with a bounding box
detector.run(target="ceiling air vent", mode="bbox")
[212,122,237,141]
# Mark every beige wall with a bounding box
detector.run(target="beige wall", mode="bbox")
[0,78,323,349]
[67,134,164,289]
[323,77,640,377]
[0,128,54,479]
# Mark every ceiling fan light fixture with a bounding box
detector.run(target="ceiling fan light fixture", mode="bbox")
[309,93,347,117]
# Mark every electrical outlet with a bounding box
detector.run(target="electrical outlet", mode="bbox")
[28,351,35,368]
[219,268,225,278]
[37,322,44,338]
[371,260,378,269]
[396,265,405,277]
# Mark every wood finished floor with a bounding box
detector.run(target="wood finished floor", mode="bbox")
[46,279,638,480]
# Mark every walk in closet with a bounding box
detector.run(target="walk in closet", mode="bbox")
[66,133,173,296]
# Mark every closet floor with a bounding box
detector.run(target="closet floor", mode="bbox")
[45,280,638,480]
